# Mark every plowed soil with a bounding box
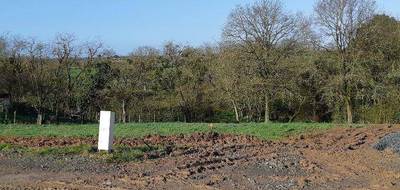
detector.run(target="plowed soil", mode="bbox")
[1,125,400,190]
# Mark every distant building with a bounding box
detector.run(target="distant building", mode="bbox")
[0,94,11,113]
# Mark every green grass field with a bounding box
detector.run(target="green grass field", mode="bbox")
[0,122,340,140]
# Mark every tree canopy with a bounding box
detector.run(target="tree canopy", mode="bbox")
[1,0,400,124]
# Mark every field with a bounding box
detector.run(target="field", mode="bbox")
[0,123,400,189]
[0,123,335,139]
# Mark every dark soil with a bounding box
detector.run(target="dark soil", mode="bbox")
[1,125,400,189]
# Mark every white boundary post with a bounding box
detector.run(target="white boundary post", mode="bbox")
[98,111,115,152]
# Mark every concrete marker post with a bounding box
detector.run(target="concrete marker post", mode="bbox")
[98,111,115,152]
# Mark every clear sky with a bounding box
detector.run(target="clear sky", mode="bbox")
[1,0,399,55]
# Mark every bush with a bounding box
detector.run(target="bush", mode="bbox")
[208,111,236,123]
[393,112,400,124]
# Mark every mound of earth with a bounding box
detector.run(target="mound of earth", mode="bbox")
[0,132,262,148]
[0,125,400,189]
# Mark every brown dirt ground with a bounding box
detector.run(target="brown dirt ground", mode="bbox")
[0,125,400,190]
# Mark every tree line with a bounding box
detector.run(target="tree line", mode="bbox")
[1,0,400,125]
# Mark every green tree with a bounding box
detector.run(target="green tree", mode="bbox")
[223,0,306,123]
[314,0,376,123]
[353,15,400,123]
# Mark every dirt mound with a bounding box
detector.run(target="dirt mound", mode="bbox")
[0,132,264,148]
[287,125,400,189]
[0,136,96,147]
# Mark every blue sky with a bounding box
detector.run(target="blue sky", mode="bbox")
[1,0,399,55]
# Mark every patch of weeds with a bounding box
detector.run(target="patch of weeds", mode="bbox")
[100,145,166,163]
[285,128,296,133]
[0,143,28,154]
[350,124,366,128]
[1,142,169,163]
[0,143,13,150]
[32,144,93,156]
[108,147,145,163]
[0,141,172,165]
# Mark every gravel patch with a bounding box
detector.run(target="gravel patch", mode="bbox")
[373,132,400,155]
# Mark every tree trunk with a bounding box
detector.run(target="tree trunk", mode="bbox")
[231,99,240,122]
[13,111,16,124]
[312,99,317,122]
[55,106,59,124]
[121,100,126,123]
[345,97,353,124]
[81,115,84,124]
[289,97,305,123]
[96,112,100,123]
[36,113,42,125]
[264,93,270,123]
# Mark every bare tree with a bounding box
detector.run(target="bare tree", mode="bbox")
[83,40,103,65]
[223,0,304,123]
[52,34,105,119]
[26,38,55,125]
[52,33,78,118]
[7,37,28,101]
[213,45,260,122]
[314,0,376,124]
